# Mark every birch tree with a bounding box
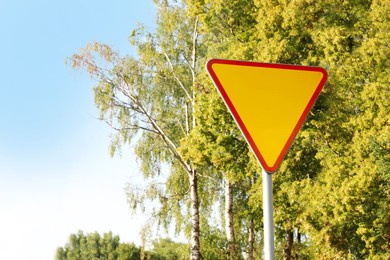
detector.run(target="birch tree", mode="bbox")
[68,1,205,258]
[183,1,261,259]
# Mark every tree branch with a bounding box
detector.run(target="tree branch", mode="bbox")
[164,52,193,102]
[190,16,199,85]
[197,172,224,190]
[105,120,159,134]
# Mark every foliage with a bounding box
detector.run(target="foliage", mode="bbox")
[151,238,190,259]
[56,231,191,260]
[69,0,206,258]
[299,0,390,257]
[69,0,389,258]
[189,0,389,258]
[55,231,140,260]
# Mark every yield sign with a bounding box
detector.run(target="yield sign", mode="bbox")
[206,59,328,173]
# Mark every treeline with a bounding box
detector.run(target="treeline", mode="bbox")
[56,231,189,260]
[68,0,389,259]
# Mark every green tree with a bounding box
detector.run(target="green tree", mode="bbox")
[247,0,388,258]
[151,238,190,259]
[56,231,140,260]
[68,1,205,259]
[183,2,261,259]
[299,0,390,258]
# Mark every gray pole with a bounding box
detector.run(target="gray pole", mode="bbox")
[262,167,275,259]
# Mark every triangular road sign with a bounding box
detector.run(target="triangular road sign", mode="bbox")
[206,59,328,173]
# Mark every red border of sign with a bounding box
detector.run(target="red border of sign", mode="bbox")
[206,59,328,173]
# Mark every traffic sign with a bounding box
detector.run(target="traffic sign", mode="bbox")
[206,59,328,173]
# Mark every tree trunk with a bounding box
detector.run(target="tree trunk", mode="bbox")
[283,231,294,260]
[225,178,236,259]
[190,170,201,260]
[247,177,255,260]
[247,217,255,260]
[295,230,301,259]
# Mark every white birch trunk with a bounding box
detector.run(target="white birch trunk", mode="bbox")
[190,170,201,260]
[225,178,236,259]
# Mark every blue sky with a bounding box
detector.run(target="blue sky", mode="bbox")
[0,0,158,259]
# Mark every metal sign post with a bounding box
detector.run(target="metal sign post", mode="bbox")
[262,167,275,259]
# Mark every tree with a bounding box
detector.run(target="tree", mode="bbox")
[151,238,190,259]
[247,0,388,258]
[180,88,249,259]
[68,1,205,259]
[299,0,390,257]
[55,231,140,260]
[183,1,261,259]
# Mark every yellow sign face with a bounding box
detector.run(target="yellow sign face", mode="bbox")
[207,59,327,173]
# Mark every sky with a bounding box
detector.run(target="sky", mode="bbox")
[0,0,160,259]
